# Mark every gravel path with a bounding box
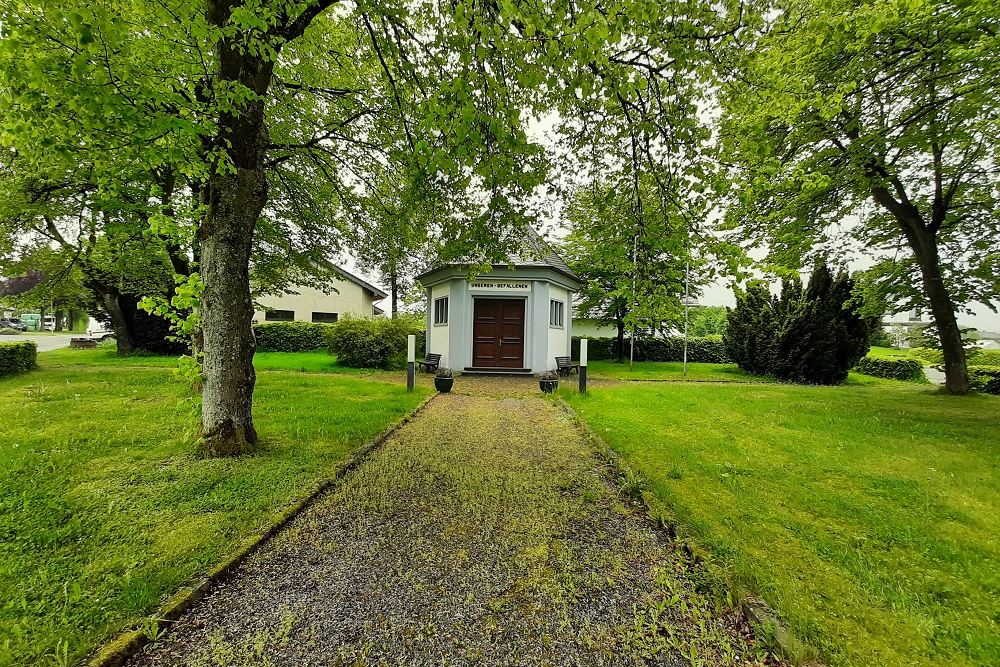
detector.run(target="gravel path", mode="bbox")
[923,366,946,385]
[128,383,780,667]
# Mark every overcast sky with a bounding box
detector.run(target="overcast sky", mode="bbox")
[348,112,998,333]
[523,115,1000,333]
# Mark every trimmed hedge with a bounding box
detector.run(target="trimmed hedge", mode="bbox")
[909,347,943,365]
[969,365,1000,395]
[253,322,333,352]
[854,356,925,382]
[0,341,37,376]
[325,316,425,369]
[970,348,1000,366]
[571,335,731,363]
[905,346,998,368]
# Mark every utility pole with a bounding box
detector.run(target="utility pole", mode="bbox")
[683,260,689,377]
[629,231,638,370]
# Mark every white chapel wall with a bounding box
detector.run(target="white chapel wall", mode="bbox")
[428,281,451,366]
[547,283,570,362]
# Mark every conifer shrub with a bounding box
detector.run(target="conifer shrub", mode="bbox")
[724,265,877,385]
[723,283,784,375]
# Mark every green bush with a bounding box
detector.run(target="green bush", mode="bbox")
[909,347,944,365]
[0,341,37,376]
[325,316,425,369]
[854,356,925,382]
[969,365,1000,395]
[253,322,333,352]
[0,327,18,335]
[571,335,730,363]
[969,348,1000,366]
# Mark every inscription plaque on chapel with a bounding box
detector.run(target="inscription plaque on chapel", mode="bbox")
[467,280,531,292]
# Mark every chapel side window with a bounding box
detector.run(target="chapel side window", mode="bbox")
[434,296,449,325]
[549,299,564,327]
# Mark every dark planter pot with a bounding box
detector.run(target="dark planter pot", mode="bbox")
[539,378,559,394]
[434,377,454,393]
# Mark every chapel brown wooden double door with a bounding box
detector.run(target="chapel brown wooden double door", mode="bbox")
[472,299,525,368]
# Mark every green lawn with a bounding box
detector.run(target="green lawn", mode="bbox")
[586,359,894,386]
[0,351,429,667]
[587,359,767,382]
[564,381,1000,667]
[39,346,363,374]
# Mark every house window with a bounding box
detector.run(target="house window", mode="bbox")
[312,312,339,323]
[264,309,294,322]
[433,297,449,325]
[549,299,565,327]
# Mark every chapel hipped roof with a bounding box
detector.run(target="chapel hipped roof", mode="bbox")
[416,226,580,284]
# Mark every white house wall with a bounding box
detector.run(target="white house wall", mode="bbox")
[254,278,376,323]
[573,318,619,338]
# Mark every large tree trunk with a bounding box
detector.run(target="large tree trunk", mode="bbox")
[912,235,969,394]
[99,290,135,354]
[870,180,970,394]
[54,309,64,332]
[199,170,262,455]
[197,1,274,456]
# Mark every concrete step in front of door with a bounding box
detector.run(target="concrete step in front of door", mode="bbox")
[462,367,534,376]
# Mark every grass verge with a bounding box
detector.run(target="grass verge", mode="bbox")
[0,351,429,666]
[563,381,1000,667]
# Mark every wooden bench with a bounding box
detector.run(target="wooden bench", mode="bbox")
[555,356,579,377]
[416,353,442,373]
[70,338,98,349]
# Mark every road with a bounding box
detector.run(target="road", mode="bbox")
[1,333,76,352]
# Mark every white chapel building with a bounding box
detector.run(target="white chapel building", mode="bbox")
[416,229,582,374]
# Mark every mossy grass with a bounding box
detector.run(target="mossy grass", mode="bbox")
[0,350,429,666]
[564,381,1000,667]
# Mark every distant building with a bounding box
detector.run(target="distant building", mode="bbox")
[253,265,387,324]
[573,317,618,338]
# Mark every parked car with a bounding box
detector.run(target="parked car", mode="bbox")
[0,317,28,332]
[86,321,116,341]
